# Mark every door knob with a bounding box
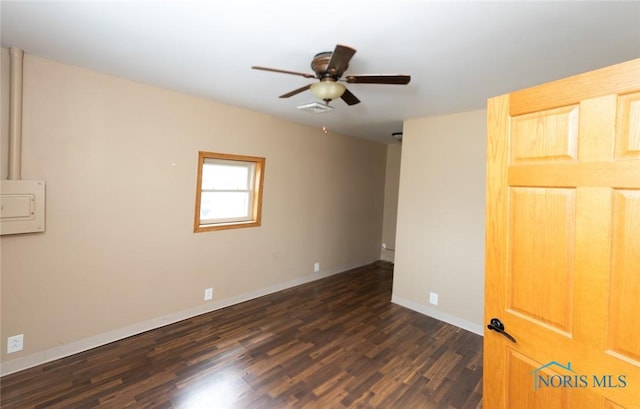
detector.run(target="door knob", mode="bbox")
[487,318,517,343]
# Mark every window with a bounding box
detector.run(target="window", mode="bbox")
[194,151,265,232]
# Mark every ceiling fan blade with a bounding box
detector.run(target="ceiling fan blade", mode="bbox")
[252,66,316,79]
[340,88,361,106]
[327,45,356,77]
[345,75,411,85]
[279,84,312,98]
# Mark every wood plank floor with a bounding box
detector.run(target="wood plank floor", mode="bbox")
[0,262,483,409]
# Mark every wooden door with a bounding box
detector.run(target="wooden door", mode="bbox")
[485,58,640,408]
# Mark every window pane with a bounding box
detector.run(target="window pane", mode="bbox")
[202,163,250,190]
[200,191,250,220]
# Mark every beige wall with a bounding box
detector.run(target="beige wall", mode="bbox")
[393,110,486,334]
[0,51,387,373]
[380,143,401,262]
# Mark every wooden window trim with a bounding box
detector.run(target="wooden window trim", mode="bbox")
[194,151,265,233]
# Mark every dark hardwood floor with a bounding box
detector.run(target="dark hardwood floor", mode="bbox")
[0,262,483,409]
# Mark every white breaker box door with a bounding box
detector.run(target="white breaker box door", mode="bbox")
[1,180,45,235]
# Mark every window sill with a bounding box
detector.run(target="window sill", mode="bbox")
[194,220,261,233]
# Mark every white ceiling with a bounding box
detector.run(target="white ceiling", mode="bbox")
[2,1,639,144]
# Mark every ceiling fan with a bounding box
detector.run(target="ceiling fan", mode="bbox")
[252,44,411,106]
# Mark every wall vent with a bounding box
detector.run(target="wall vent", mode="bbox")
[297,102,333,114]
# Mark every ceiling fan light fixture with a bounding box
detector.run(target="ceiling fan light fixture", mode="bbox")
[310,81,346,101]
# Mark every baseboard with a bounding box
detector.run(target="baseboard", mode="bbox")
[0,261,373,377]
[391,294,485,336]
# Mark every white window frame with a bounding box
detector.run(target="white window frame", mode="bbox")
[194,151,265,232]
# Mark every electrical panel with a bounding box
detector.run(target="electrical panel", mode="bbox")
[1,180,45,235]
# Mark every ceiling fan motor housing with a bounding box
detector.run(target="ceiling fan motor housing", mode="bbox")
[312,52,344,79]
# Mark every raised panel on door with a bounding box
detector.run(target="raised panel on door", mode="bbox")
[608,189,640,364]
[506,349,569,408]
[615,92,640,159]
[510,105,579,163]
[508,187,575,334]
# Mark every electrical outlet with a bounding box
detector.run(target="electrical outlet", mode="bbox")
[382,243,387,249]
[7,334,24,353]
[429,292,439,306]
[314,262,320,273]
[204,288,213,301]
